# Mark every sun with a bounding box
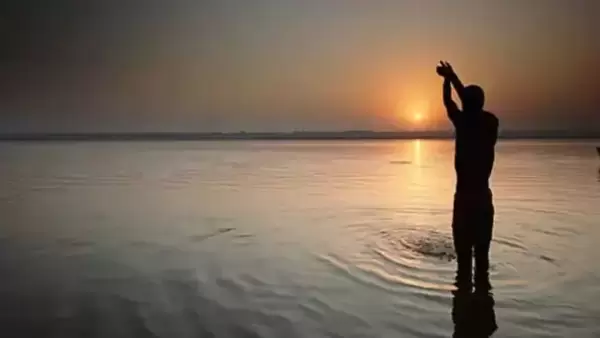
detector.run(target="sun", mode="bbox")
[410,108,428,124]
[394,99,430,126]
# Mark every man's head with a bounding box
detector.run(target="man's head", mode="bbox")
[463,85,485,111]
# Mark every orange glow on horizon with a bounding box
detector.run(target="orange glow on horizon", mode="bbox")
[394,98,431,127]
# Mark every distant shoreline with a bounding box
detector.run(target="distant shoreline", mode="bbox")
[0,131,599,141]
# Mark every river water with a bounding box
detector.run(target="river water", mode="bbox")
[0,140,598,337]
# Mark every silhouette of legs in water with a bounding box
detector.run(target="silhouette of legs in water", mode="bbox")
[452,191,494,290]
[451,193,497,337]
[452,274,498,337]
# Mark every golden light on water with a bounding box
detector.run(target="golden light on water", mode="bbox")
[413,139,422,167]
[384,140,454,208]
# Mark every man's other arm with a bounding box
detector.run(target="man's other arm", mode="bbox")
[444,78,460,123]
[447,72,466,108]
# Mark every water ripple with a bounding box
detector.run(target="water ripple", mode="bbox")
[320,215,571,299]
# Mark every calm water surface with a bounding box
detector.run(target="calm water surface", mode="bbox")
[0,140,599,337]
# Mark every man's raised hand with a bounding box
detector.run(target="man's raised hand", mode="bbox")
[436,61,455,78]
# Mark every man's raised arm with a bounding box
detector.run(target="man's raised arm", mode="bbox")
[448,72,465,105]
[441,61,466,106]
[438,61,460,122]
[443,78,459,122]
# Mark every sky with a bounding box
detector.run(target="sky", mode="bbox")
[0,0,598,133]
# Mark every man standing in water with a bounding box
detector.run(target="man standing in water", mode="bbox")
[436,61,499,291]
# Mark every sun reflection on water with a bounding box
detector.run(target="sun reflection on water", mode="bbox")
[413,139,422,167]
[384,140,455,230]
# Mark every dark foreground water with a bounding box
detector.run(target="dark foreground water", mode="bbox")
[0,140,599,338]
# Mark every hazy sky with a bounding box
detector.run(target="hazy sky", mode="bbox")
[1,0,598,132]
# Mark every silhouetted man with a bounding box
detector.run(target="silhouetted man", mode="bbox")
[437,61,499,291]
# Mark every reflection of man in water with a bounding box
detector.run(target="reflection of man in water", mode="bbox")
[452,288,498,337]
[437,61,499,290]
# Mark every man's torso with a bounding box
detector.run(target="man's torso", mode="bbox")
[453,110,498,194]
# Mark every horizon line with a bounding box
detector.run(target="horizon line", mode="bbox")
[0,130,598,141]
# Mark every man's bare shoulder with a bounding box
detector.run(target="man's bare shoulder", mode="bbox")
[483,111,499,126]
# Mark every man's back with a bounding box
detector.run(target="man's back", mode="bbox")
[453,110,498,192]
